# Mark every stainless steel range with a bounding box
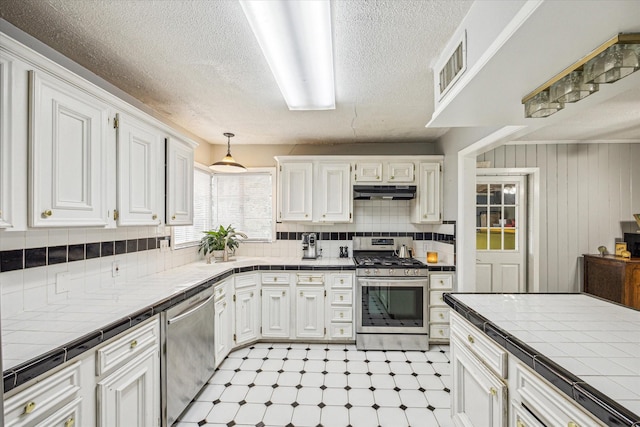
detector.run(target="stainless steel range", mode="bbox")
[353,237,429,350]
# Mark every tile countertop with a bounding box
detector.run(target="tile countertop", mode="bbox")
[2,257,355,391]
[445,293,640,425]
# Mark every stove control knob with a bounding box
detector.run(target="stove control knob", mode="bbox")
[374,269,379,275]
[389,269,394,276]
[405,269,411,276]
[414,269,420,276]
[364,269,370,275]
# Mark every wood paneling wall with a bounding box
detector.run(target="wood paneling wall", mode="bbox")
[477,143,640,292]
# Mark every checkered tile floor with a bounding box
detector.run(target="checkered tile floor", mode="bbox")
[174,342,452,427]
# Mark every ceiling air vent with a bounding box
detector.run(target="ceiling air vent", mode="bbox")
[438,32,466,98]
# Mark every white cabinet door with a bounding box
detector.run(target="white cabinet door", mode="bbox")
[296,287,325,339]
[0,54,14,229]
[412,162,441,223]
[354,162,382,182]
[451,340,507,427]
[261,287,290,338]
[28,71,109,227]
[116,113,165,226]
[316,162,352,223]
[279,162,313,221]
[214,293,233,367]
[235,286,260,346]
[96,348,160,427]
[166,137,194,225]
[387,162,415,182]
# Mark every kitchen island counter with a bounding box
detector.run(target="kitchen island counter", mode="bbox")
[2,257,354,392]
[445,293,640,426]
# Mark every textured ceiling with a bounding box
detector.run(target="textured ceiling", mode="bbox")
[0,0,473,145]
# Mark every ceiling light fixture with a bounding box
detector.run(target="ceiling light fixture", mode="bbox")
[210,133,247,173]
[239,0,335,110]
[522,33,640,118]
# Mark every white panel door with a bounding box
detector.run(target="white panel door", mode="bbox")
[97,348,160,427]
[166,137,194,225]
[235,286,260,345]
[354,162,382,182]
[387,162,415,182]
[29,71,109,227]
[116,113,165,226]
[214,296,232,367]
[0,55,13,228]
[412,162,441,223]
[475,175,527,293]
[279,162,312,221]
[261,287,290,338]
[451,341,507,427]
[317,162,352,222]
[296,287,325,339]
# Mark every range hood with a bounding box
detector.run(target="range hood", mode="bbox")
[353,185,416,200]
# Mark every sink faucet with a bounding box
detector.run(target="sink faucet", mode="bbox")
[223,231,247,262]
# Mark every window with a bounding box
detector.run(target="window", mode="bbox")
[173,166,275,247]
[173,165,212,247]
[212,169,275,241]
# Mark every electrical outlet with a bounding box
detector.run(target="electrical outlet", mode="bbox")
[160,239,169,252]
[55,272,70,293]
[112,261,120,277]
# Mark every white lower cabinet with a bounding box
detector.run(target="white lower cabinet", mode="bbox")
[261,286,291,338]
[451,340,507,427]
[428,272,454,344]
[235,274,260,346]
[34,398,82,427]
[296,287,325,339]
[214,280,234,367]
[96,348,159,427]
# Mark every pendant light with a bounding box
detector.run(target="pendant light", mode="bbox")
[209,132,247,173]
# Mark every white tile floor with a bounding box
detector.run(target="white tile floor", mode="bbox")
[175,343,453,427]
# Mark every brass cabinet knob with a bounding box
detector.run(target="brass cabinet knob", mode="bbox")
[439,296,444,302]
[376,175,380,179]
[340,328,344,334]
[65,417,75,427]
[250,292,254,297]
[42,209,53,218]
[130,340,138,349]
[439,280,444,284]
[339,295,344,301]
[340,279,344,284]
[152,214,158,220]
[24,401,36,414]
[568,422,580,427]
[468,335,475,344]
[423,214,428,218]
[282,291,286,296]
[172,215,176,220]
[439,329,444,335]
[305,214,308,218]
[489,387,497,396]
[340,312,344,318]
[223,301,226,307]
[322,214,326,218]
[390,176,394,180]
[274,277,278,282]
[516,420,526,427]
[300,291,304,296]
[439,313,444,319]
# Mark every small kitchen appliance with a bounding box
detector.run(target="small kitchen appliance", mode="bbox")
[353,236,429,350]
[302,232,318,259]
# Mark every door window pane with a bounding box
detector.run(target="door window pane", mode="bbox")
[476,180,520,251]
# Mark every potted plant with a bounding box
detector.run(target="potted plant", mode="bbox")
[199,225,241,263]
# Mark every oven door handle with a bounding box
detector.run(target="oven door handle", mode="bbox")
[357,278,428,284]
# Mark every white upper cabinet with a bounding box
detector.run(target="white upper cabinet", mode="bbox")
[411,162,442,223]
[279,162,313,221]
[354,161,382,182]
[115,113,165,226]
[0,54,13,229]
[166,136,194,226]
[316,162,352,222]
[387,162,415,182]
[29,70,109,228]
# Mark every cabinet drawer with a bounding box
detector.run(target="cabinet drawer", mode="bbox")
[330,307,353,322]
[429,307,450,323]
[262,272,290,284]
[96,319,159,376]
[5,361,81,427]
[450,312,507,379]
[511,400,544,427]
[235,273,258,289]
[34,397,82,427]
[330,323,353,339]
[429,274,453,290]
[297,273,324,285]
[330,290,352,305]
[429,324,450,340]
[331,274,353,288]
[429,290,447,306]
[515,364,605,427]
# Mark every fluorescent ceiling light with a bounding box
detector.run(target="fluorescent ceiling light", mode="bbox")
[240,0,336,110]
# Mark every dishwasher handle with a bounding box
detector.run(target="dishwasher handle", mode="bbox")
[167,294,215,325]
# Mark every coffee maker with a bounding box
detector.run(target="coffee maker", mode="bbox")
[301,232,318,259]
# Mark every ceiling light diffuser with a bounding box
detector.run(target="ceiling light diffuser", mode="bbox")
[240,0,336,110]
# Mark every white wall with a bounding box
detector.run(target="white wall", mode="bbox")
[477,143,640,292]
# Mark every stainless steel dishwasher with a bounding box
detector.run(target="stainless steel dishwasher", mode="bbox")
[163,287,216,426]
